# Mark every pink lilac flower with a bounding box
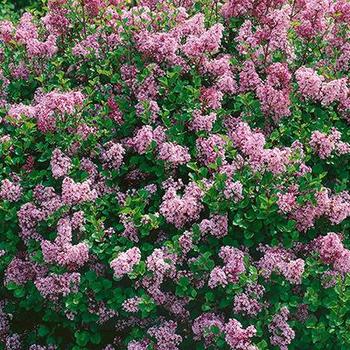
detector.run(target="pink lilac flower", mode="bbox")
[101,141,125,169]
[26,35,58,58]
[295,0,331,39]
[208,267,228,288]
[42,239,89,268]
[110,247,141,278]
[224,318,257,350]
[9,61,29,80]
[5,257,45,285]
[158,142,191,166]
[264,148,292,174]
[205,56,232,76]
[147,321,182,350]
[107,96,123,124]
[200,87,223,109]
[199,214,228,238]
[146,248,176,280]
[7,103,36,121]
[35,90,84,115]
[221,0,253,18]
[189,110,216,132]
[216,75,238,94]
[172,13,205,37]
[29,345,57,350]
[209,247,245,288]
[321,270,339,288]
[50,148,71,178]
[257,246,304,284]
[127,340,149,350]
[84,0,105,17]
[5,333,21,350]
[17,202,43,232]
[295,304,309,323]
[0,135,11,144]
[153,126,167,144]
[266,63,291,89]
[233,293,262,316]
[72,34,100,57]
[228,120,299,174]
[41,217,89,268]
[94,302,117,324]
[220,246,246,283]
[122,297,142,313]
[336,141,350,155]
[164,293,190,318]
[246,283,265,298]
[277,191,297,214]
[178,231,193,254]
[135,99,160,122]
[11,90,84,132]
[35,272,80,300]
[263,7,294,59]
[219,161,243,179]
[332,0,350,23]
[224,180,243,201]
[317,232,350,273]
[182,24,224,58]
[333,249,350,273]
[327,191,350,224]
[192,313,224,344]
[0,179,22,202]
[318,232,344,264]
[295,67,324,100]
[76,123,97,139]
[196,134,226,166]
[336,42,350,71]
[0,304,10,339]
[0,20,15,43]
[34,185,62,217]
[15,13,38,44]
[135,75,159,101]
[239,61,261,92]
[120,214,139,242]
[287,188,334,231]
[62,177,97,205]
[321,78,349,106]
[136,31,180,65]
[71,211,85,230]
[268,307,295,350]
[256,83,291,122]
[279,259,305,284]
[236,20,259,55]
[159,182,203,228]
[228,120,266,170]
[42,6,70,36]
[309,130,334,159]
[80,157,98,178]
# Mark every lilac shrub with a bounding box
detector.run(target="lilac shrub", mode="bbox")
[1,0,350,349]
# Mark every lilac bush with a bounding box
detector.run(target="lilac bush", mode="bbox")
[1,0,350,349]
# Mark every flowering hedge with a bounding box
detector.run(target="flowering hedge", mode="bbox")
[1,0,350,349]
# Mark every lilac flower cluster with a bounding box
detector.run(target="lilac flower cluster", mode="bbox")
[209,246,245,288]
[268,307,295,350]
[318,232,350,273]
[41,217,89,269]
[110,247,141,278]
[257,246,305,284]
[159,182,203,228]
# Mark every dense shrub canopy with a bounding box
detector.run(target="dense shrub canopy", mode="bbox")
[1,0,350,349]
